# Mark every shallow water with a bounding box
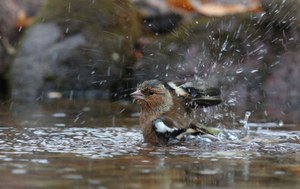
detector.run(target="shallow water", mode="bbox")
[0,100,300,189]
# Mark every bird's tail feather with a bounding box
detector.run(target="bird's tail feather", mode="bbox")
[175,121,220,140]
[166,80,222,108]
[190,121,220,136]
[184,87,222,107]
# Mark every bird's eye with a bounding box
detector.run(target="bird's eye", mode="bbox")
[142,89,155,96]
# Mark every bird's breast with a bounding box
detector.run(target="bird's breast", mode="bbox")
[139,110,164,143]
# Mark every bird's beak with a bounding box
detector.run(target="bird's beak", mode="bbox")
[130,90,145,100]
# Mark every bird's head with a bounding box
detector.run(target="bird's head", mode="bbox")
[131,80,173,113]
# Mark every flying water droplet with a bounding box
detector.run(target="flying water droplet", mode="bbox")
[251,69,259,73]
[107,67,111,76]
[52,113,67,118]
[240,111,251,137]
[278,120,284,127]
[236,68,244,74]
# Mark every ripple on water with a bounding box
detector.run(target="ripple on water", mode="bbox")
[0,127,143,158]
[0,127,300,159]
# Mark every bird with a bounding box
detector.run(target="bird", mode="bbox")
[130,79,222,144]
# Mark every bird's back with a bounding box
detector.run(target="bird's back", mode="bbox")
[161,94,194,129]
[165,80,222,108]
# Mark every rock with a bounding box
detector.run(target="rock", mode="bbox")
[0,0,45,100]
[11,0,141,101]
[12,23,86,101]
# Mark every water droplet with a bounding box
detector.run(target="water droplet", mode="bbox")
[165,64,170,70]
[31,159,49,164]
[278,120,284,127]
[47,92,63,99]
[52,113,67,118]
[236,68,244,74]
[111,53,119,61]
[274,170,286,175]
[251,69,259,73]
[54,123,66,127]
[65,27,69,33]
[63,174,83,180]
[240,111,251,137]
[12,169,27,175]
[107,67,111,76]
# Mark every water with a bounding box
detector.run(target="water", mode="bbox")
[0,100,300,189]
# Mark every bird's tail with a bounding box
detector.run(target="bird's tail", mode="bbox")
[175,120,220,140]
[190,121,220,136]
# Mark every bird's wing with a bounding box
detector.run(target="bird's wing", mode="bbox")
[152,116,185,139]
[166,80,222,108]
[153,117,220,141]
[153,118,220,141]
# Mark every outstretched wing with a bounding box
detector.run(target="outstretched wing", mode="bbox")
[166,80,221,108]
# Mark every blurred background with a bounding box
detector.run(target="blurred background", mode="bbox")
[0,0,299,123]
[0,1,300,189]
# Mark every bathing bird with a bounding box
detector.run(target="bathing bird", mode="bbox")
[131,79,221,144]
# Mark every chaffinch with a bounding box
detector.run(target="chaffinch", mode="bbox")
[131,79,221,144]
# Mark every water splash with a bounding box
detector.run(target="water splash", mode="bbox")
[0,123,300,160]
[216,111,252,141]
[0,127,143,159]
[240,111,251,137]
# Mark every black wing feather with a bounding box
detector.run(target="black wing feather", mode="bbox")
[166,80,222,108]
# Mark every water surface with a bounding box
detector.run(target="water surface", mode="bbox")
[0,100,300,189]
